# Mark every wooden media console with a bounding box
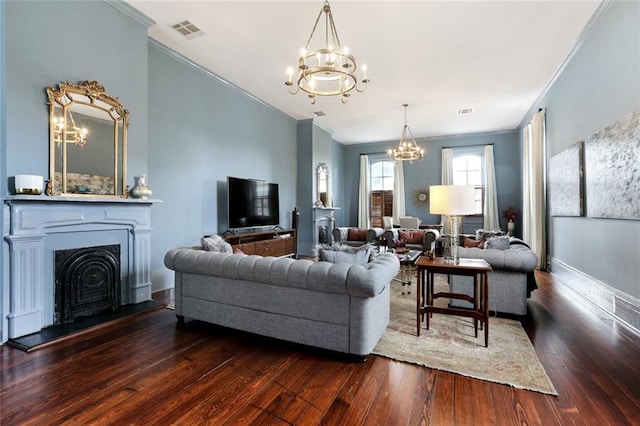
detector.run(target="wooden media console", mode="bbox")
[224,228,297,258]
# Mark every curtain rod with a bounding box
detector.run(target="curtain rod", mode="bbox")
[359,152,387,156]
[441,143,494,150]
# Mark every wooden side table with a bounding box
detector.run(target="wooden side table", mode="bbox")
[416,256,492,347]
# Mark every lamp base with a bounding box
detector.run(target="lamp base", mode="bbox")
[445,215,462,264]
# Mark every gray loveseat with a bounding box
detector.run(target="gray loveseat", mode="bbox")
[382,228,441,253]
[164,248,400,357]
[449,238,538,315]
[332,227,385,247]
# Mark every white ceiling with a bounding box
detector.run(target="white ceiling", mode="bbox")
[125,0,601,145]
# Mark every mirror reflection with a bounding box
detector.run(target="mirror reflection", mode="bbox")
[47,81,128,197]
[316,163,329,207]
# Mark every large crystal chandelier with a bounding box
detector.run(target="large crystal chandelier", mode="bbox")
[388,104,424,162]
[285,0,369,104]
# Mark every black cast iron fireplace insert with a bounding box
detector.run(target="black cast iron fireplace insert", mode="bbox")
[54,244,121,325]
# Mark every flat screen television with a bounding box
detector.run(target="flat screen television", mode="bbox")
[227,176,280,229]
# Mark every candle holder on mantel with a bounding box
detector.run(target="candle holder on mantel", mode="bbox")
[131,174,152,199]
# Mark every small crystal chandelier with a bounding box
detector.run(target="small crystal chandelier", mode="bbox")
[388,104,424,162]
[285,0,369,104]
[52,110,88,147]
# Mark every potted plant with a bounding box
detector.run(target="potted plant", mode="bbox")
[502,206,519,236]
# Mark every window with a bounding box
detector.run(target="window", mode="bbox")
[452,152,483,215]
[370,160,394,227]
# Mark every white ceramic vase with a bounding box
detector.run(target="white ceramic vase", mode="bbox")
[132,174,152,199]
[507,219,515,236]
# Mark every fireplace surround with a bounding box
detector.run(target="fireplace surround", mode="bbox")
[2,195,159,342]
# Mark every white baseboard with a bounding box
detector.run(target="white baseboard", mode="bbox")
[550,258,640,334]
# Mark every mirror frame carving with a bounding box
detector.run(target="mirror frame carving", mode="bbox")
[46,80,129,197]
[316,162,329,207]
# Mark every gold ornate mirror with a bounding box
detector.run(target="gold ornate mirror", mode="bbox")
[316,162,329,207]
[46,81,128,197]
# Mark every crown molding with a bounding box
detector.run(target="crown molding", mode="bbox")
[104,0,155,28]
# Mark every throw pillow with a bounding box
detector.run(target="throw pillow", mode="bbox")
[319,243,373,265]
[201,235,233,253]
[399,230,424,245]
[475,229,505,242]
[347,228,368,241]
[463,237,484,249]
[484,235,510,250]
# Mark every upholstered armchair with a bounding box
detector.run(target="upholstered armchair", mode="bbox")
[332,227,385,247]
[382,228,440,253]
[398,216,421,229]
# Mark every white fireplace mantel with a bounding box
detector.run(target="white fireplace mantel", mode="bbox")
[313,206,340,246]
[2,195,161,342]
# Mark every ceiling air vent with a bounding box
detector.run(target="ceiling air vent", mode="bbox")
[171,20,206,40]
[457,108,473,115]
[311,111,326,117]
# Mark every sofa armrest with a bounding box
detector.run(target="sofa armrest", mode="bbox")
[366,227,385,243]
[422,229,440,252]
[382,229,399,247]
[332,227,350,243]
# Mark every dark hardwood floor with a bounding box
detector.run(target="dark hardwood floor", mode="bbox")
[1,271,639,425]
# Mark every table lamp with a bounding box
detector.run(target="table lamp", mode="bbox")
[429,185,476,263]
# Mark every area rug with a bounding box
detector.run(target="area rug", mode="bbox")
[373,277,558,395]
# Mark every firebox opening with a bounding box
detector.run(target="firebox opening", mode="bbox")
[54,244,121,325]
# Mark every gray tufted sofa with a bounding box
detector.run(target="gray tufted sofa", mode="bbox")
[164,248,400,357]
[448,238,538,315]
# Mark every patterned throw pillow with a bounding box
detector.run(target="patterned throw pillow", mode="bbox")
[347,228,368,241]
[319,243,373,264]
[201,235,233,253]
[398,230,425,244]
[463,237,484,249]
[484,236,510,250]
[475,229,504,242]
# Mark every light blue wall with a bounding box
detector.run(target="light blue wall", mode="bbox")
[331,139,345,225]
[519,0,640,299]
[1,0,7,342]
[5,1,149,181]
[147,42,298,290]
[295,119,334,256]
[340,130,522,233]
[296,120,314,256]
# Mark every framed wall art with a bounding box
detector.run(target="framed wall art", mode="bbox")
[548,141,584,217]
[585,109,640,220]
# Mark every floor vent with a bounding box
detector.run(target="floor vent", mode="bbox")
[171,20,206,39]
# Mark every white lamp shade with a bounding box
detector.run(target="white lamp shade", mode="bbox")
[429,185,476,215]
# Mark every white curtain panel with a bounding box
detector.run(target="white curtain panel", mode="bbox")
[522,111,547,269]
[441,148,454,184]
[440,148,454,232]
[392,160,406,223]
[483,145,500,230]
[358,155,370,228]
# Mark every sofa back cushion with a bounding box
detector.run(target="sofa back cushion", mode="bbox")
[399,230,424,245]
[347,228,368,241]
